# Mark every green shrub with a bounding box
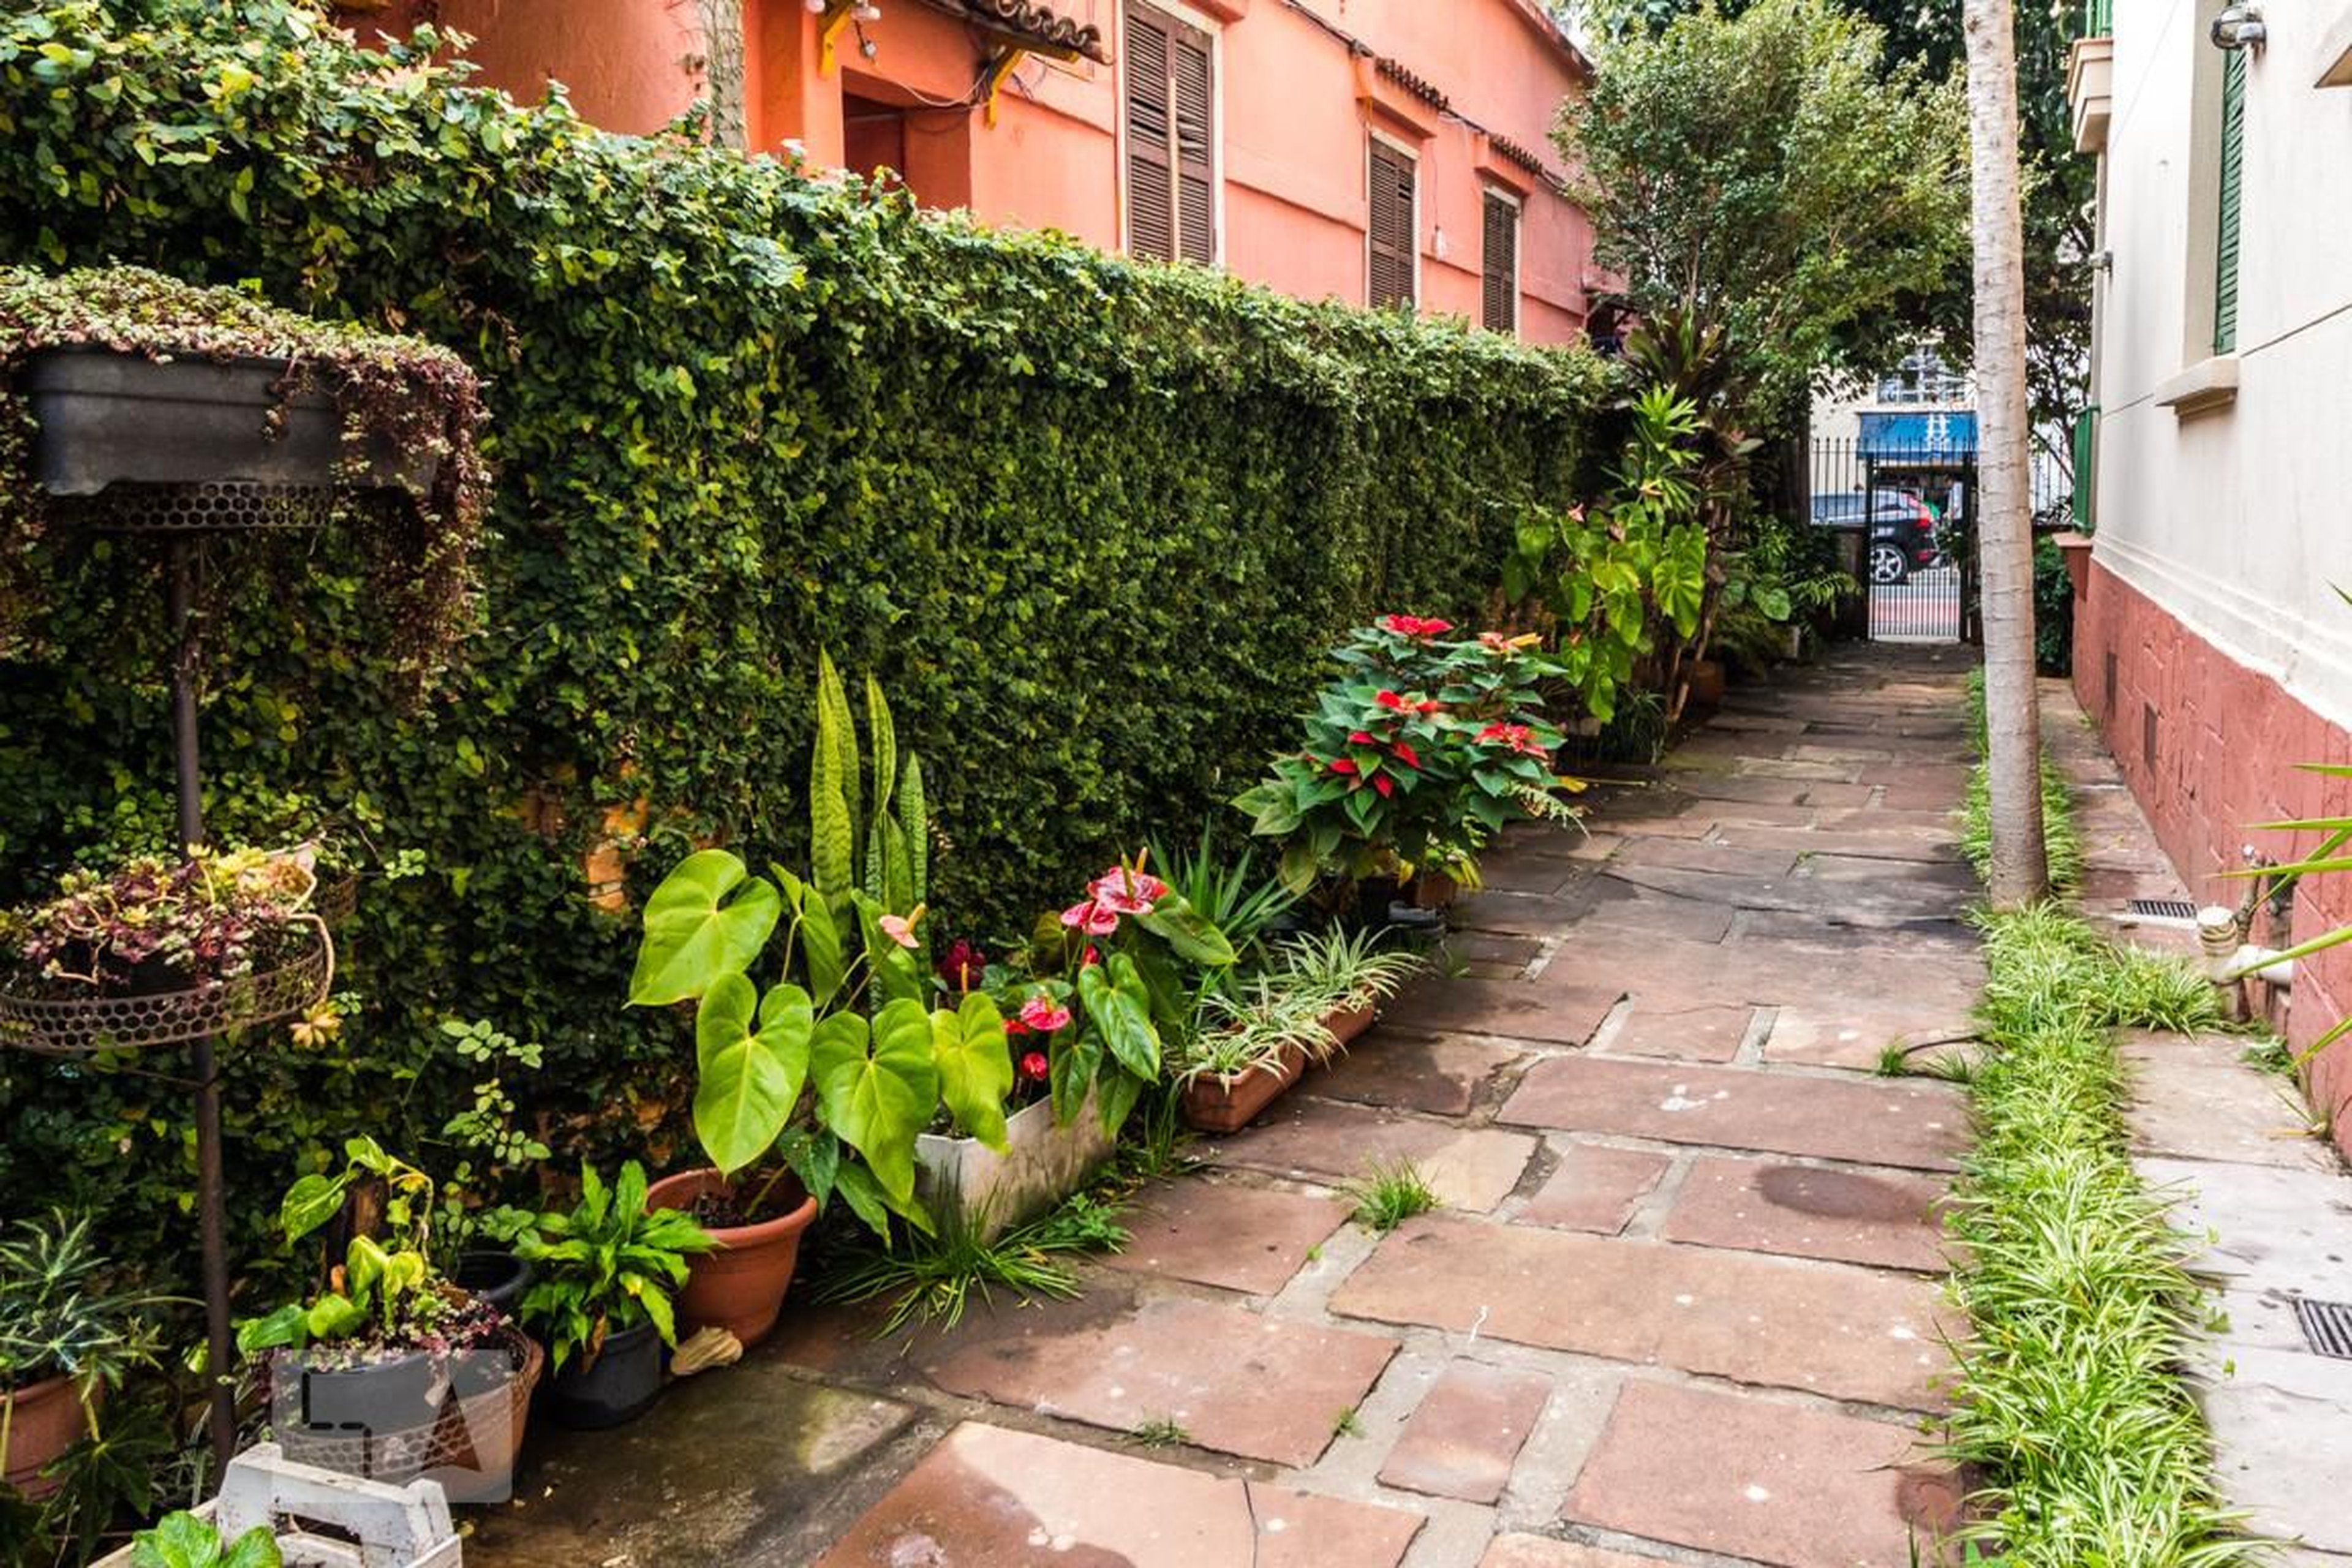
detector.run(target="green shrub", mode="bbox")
[0,0,1607,1306]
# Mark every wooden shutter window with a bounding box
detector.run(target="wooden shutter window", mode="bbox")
[1126,3,1215,264]
[1480,190,1518,333]
[2214,47,2246,353]
[1368,142,1416,308]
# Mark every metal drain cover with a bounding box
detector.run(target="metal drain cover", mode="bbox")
[2126,897,2200,921]
[2292,1297,2352,1360]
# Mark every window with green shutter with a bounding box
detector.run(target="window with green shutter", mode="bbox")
[2071,406,2098,529]
[2215,48,2246,353]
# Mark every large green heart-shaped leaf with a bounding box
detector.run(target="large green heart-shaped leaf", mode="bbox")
[1134,890,1236,967]
[932,991,1012,1152]
[692,974,813,1175]
[1077,960,1159,1080]
[629,850,781,1006]
[812,1001,938,1203]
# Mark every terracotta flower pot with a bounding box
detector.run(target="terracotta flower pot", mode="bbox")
[1686,658,1727,709]
[2,1373,92,1500]
[644,1169,817,1348]
[1409,871,1458,911]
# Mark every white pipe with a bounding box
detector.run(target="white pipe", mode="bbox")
[2198,904,2294,988]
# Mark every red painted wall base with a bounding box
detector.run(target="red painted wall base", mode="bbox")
[2073,556,2352,1156]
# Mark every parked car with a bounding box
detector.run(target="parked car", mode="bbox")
[1809,489,1940,584]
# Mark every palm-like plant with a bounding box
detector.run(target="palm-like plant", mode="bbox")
[515,1164,714,1371]
[0,1212,157,1396]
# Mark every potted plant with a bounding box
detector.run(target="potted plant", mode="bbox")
[1170,930,1422,1133]
[514,1162,713,1430]
[116,1512,281,1568]
[0,265,488,671]
[236,1139,538,1498]
[0,1212,159,1500]
[1,845,328,1021]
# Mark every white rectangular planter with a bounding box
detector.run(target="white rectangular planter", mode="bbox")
[94,1444,461,1568]
[915,1088,1115,1243]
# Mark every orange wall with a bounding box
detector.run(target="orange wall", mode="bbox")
[358,0,1596,343]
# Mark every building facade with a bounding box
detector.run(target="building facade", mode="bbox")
[2069,1,2352,1149]
[350,0,1599,344]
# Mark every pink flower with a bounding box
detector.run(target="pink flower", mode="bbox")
[1060,899,1121,935]
[1081,946,1102,968]
[1087,867,1168,916]
[1019,1051,1051,1083]
[1019,994,1074,1033]
[878,905,924,949]
[1377,614,1455,638]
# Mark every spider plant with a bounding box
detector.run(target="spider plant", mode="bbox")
[1273,927,1422,1014]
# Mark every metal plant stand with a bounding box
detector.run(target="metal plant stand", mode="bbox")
[2,480,353,1469]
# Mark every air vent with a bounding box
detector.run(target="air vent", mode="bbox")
[2127,898,2199,921]
[2293,1297,2352,1360]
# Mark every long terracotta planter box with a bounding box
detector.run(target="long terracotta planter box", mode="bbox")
[1178,1002,1378,1134]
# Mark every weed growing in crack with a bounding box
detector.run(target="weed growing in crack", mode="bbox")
[1343,1158,1439,1233]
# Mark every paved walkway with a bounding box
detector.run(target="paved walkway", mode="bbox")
[2045,680,2352,1567]
[471,648,1989,1568]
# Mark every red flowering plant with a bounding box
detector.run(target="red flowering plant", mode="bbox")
[1235,619,1583,894]
[986,853,1236,1134]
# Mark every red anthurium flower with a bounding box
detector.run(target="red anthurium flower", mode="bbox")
[1372,774,1394,797]
[1081,945,1102,968]
[1005,1017,1032,1037]
[1019,1051,1050,1083]
[1330,756,1359,775]
[1019,994,1074,1034]
[1392,742,1422,770]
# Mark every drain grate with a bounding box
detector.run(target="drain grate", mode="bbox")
[2292,1297,2352,1360]
[2126,897,2200,921]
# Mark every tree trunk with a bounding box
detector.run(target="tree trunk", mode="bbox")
[1964,0,2049,905]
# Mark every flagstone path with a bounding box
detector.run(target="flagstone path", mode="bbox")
[470,649,1986,1567]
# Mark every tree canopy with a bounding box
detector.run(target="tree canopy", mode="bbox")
[1558,0,1970,425]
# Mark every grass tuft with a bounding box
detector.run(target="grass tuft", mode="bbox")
[820,1190,1129,1336]
[1125,1416,1191,1449]
[1342,1158,1440,1232]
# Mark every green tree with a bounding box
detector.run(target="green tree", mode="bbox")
[1557,0,1969,424]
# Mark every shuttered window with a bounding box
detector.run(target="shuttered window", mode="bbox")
[2214,47,2246,353]
[1368,141,1417,308]
[1125,4,1215,264]
[1480,190,1519,334]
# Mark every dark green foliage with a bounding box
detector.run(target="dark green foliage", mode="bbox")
[2034,533,2075,676]
[0,0,1606,1324]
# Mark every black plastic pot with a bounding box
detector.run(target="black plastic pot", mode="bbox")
[454,1249,532,1316]
[20,347,437,499]
[541,1319,662,1431]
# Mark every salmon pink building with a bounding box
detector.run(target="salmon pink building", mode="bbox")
[348,0,1600,344]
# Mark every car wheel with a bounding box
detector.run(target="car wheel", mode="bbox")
[1869,540,1909,586]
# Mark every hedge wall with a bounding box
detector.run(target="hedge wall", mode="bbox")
[0,0,1607,1275]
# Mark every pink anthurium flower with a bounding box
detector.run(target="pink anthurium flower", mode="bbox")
[1019,994,1074,1033]
[878,903,925,948]
[1060,899,1121,935]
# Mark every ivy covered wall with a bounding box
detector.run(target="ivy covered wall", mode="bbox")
[0,1,1607,1270]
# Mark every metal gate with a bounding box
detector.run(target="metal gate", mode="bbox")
[1811,437,1974,644]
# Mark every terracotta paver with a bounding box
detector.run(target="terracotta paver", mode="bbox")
[1380,973,1621,1046]
[1499,1056,1967,1172]
[1376,1360,1553,1503]
[1308,1032,1525,1116]
[1104,1180,1349,1295]
[1564,1381,1961,1568]
[1516,1145,1673,1235]
[1657,1156,1951,1273]
[1479,1538,1665,1568]
[1605,1001,1755,1063]
[1212,1095,1541,1211]
[1764,1002,1979,1070]
[1331,1215,1955,1410]
[813,1422,1424,1568]
[921,1295,1398,1466]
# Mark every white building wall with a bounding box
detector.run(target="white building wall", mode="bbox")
[2090,2,2352,728]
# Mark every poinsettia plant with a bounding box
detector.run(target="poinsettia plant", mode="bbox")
[1234,618,1581,892]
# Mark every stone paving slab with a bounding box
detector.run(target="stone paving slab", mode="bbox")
[1562,1381,1961,1568]
[920,1295,1399,1467]
[1605,1002,1756,1063]
[812,1422,1425,1568]
[1657,1156,1951,1273]
[2135,1155,2352,1352]
[1376,1359,1553,1504]
[1308,1032,1526,1116]
[1209,1095,1542,1211]
[1478,1538,1668,1568]
[2195,1345,2352,1555]
[470,1373,921,1567]
[1381,973,1621,1047]
[1104,1179,1351,1297]
[1763,1003,1980,1071]
[1517,1144,1675,1235]
[2122,1031,2340,1172]
[1332,1215,1954,1410]
[1611,837,1803,881]
[1499,1057,1968,1172]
